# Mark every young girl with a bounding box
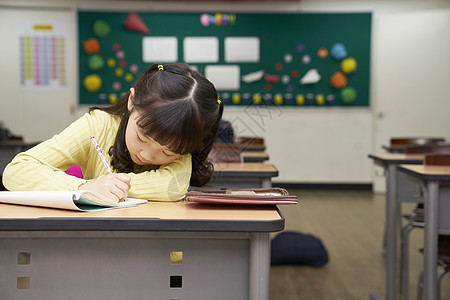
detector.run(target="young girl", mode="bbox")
[2,63,223,202]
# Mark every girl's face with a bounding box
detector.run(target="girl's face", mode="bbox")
[126,90,180,166]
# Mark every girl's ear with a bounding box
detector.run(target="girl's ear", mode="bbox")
[127,88,135,111]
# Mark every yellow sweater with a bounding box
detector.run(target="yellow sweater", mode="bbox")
[2,110,191,201]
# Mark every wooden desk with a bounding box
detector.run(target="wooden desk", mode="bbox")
[212,162,278,189]
[368,153,424,300]
[242,151,269,163]
[398,164,450,300]
[0,201,284,300]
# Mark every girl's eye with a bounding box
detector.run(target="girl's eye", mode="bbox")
[163,151,175,157]
[136,133,146,142]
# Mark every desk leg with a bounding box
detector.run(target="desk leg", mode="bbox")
[261,178,272,188]
[385,163,398,300]
[249,232,270,300]
[423,181,439,300]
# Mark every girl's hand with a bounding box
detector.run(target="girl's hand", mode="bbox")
[78,173,131,202]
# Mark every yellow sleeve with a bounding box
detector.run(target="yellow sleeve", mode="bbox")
[3,110,192,201]
[126,154,192,201]
[2,112,101,191]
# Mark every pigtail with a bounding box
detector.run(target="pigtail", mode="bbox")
[190,100,224,186]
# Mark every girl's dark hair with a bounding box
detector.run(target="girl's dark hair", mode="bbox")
[90,63,223,186]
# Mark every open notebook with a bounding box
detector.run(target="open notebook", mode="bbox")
[0,190,148,212]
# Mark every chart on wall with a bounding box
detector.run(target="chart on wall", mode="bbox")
[20,21,67,90]
[78,11,371,107]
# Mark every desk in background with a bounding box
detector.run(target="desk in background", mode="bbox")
[368,153,424,300]
[0,140,39,190]
[239,142,266,152]
[0,200,284,300]
[212,162,278,189]
[398,164,450,300]
[242,151,269,163]
[0,140,39,174]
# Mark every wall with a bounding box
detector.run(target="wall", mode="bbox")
[0,0,449,190]
[0,6,76,142]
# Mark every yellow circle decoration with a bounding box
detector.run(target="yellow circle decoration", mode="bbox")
[274,94,283,105]
[107,58,116,67]
[341,57,357,74]
[232,93,241,104]
[316,94,325,105]
[253,93,262,104]
[108,93,118,104]
[83,74,102,92]
[214,13,223,26]
[296,94,305,105]
[115,68,124,77]
[124,73,134,82]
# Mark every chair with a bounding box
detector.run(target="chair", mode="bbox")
[390,137,445,146]
[384,137,445,153]
[417,235,450,300]
[400,149,450,299]
[235,136,264,145]
[425,154,450,166]
[400,153,450,300]
[404,144,450,154]
[208,143,243,163]
[234,136,265,151]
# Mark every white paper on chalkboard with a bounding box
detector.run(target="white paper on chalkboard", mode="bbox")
[142,37,178,62]
[183,37,219,63]
[225,37,260,63]
[205,65,240,90]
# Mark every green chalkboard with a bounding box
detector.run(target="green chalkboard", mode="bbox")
[78,11,371,107]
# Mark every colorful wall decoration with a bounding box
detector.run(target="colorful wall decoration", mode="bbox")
[20,22,67,90]
[78,11,371,106]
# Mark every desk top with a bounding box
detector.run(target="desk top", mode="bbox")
[213,162,278,177]
[368,153,424,164]
[0,200,284,232]
[398,164,450,181]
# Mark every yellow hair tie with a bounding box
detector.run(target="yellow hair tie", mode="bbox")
[158,64,164,71]
[217,99,222,104]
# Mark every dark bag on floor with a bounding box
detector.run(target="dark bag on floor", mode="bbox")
[271,231,329,267]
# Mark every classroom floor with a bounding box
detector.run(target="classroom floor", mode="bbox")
[270,189,450,300]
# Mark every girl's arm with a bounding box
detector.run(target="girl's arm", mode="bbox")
[3,110,192,201]
[126,154,192,201]
[2,113,97,191]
